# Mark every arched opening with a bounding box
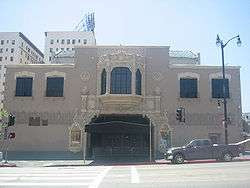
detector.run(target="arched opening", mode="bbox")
[101,69,107,95]
[136,69,142,95]
[110,67,132,94]
[85,114,153,161]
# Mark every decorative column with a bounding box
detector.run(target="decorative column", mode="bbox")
[106,67,111,94]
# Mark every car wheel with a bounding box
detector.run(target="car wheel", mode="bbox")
[174,153,184,164]
[222,152,232,162]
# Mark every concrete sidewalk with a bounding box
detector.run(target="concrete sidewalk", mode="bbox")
[1,154,250,167]
[1,160,93,167]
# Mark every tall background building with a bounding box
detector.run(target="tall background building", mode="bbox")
[0,32,44,107]
[44,31,96,64]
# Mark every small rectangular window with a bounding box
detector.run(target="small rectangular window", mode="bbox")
[50,48,53,52]
[212,79,229,98]
[11,48,14,53]
[0,57,2,61]
[46,77,64,97]
[1,40,4,45]
[83,39,87,44]
[50,39,54,44]
[180,78,198,98]
[5,57,7,60]
[49,57,51,61]
[6,48,8,52]
[0,48,3,53]
[72,39,75,44]
[78,39,81,43]
[57,39,59,43]
[66,48,69,51]
[61,39,65,44]
[56,48,59,51]
[42,119,48,126]
[29,117,40,126]
[67,39,70,44]
[15,77,33,97]
[10,57,13,61]
[61,48,64,51]
[6,40,9,44]
[12,40,15,45]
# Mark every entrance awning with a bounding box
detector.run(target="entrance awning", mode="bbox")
[85,121,149,134]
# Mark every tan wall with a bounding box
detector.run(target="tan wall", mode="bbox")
[3,46,243,154]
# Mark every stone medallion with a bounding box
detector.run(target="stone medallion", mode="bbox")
[80,72,90,81]
[153,72,163,81]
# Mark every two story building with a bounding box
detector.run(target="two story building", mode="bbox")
[3,46,243,160]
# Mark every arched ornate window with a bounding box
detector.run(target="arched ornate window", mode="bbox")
[111,67,131,94]
[101,69,106,95]
[136,69,142,95]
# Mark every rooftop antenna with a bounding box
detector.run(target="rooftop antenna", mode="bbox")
[74,12,95,33]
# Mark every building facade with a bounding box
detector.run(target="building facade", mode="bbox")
[44,31,96,63]
[3,46,243,160]
[0,32,44,107]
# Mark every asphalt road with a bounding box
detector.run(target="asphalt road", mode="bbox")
[0,161,250,188]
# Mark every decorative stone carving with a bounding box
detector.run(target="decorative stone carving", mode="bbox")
[80,72,90,81]
[15,71,35,79]
[45,71,66,78]
[178,72,200,80]
[81,86,88,93]
[209,72,231,80]
[153,72,163,81]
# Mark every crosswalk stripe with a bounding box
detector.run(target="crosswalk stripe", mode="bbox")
[0,182,90,186]
[0,176,95,180]
[131,166,140,183]
[0,173,98,177]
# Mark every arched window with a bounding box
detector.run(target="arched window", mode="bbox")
[101,69,106,95]
[136,69,142,95]
[111,67,131,94]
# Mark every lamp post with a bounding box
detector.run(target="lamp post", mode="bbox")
[216,34,241,145]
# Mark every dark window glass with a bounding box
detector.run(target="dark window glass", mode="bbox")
[15,77,33,97]
[212,79,229,98]
[136,69,142,95]
[180,78,197,98]
[46,77,64,97]
[42,119,48,126]
[101,69,106,95]
[111,67,131,94]
[29,117,40,126]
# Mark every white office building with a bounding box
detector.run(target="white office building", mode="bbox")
[44,31,96,63]
[0,32,44,106]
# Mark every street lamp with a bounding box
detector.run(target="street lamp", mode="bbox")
[216,34,241,145]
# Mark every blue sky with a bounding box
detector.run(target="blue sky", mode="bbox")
[1,0,250,112]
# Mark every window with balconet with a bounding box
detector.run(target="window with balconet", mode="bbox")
[101,69,107,95]
[111,67,132,94]
[136,69,142,95]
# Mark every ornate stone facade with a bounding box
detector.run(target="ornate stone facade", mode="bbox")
[3,46,242,159]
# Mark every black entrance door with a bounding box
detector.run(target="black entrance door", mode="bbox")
[86,115,150,160]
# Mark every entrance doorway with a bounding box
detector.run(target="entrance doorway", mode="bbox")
[85,114,152,161]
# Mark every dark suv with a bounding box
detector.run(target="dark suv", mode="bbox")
[165,139,244,164]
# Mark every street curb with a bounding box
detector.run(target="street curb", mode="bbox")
[0,163,17,167]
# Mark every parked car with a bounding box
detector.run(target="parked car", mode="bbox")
[164,139,244,164]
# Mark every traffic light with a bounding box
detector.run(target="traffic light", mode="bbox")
[176,108,182,121]
[176,107,185,122]
[9,132,15,139]
[8,114,15,127]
